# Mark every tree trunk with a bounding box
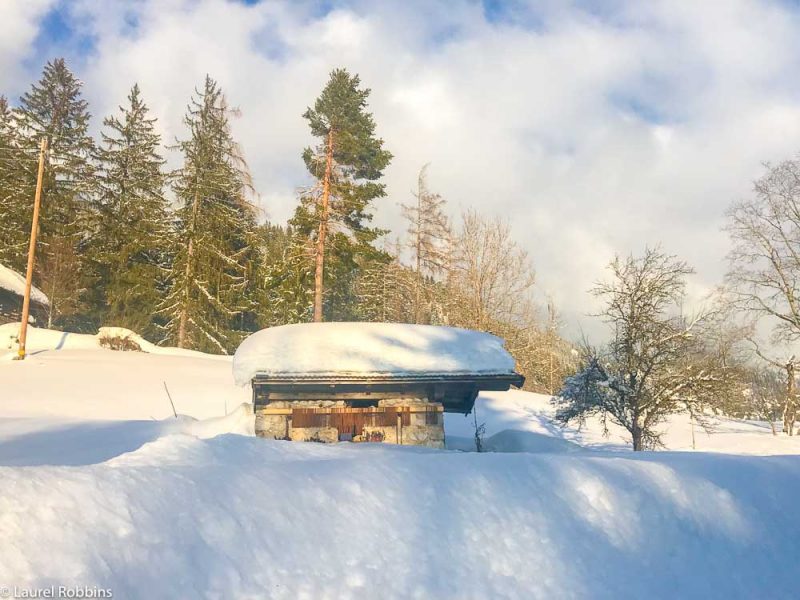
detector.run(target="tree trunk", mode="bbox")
[178,190,200,348]
[47,293,54,328]
[631,418,644,451]
[547,300,556,394]
[47,248,60,329]
[783,360,796,436]
[413,170,423,324]
[414,240,422,324]
[313,130,333,323]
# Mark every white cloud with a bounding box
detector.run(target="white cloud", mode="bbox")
[7,0,800,340]
[0,0,54,92]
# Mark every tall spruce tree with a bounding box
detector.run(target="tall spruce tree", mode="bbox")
[161,76,258,353]
[294,68,392,321]
[13,58,95,328]
[92,84,171,339]
[0,95,37,272]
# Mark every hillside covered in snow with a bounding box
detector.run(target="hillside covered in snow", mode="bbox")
[2,327,800,598]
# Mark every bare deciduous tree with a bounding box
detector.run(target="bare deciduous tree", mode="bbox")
[726,158,800,433]
[446,210,535,331]
[401,164,451,323]
[745,366,786,435]
[748,341,798,435]
[38,236,84,328]
[438,210,576,393]
[555,248,731,450]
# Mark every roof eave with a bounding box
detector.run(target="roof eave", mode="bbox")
[253,371,523,385]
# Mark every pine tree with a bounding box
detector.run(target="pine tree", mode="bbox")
[294,68,392,321]
[161,76,258,353]
[401,163,451,323]
[13,58,95,328]
[355,239,416,323]
[91,84,171,339]
[0,95,37,272]
[255,222,313,326]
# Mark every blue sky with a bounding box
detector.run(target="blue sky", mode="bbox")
[4,0,800,339]
[21,0,750,130]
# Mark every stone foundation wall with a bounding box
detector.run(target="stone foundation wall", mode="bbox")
[357,424,444,448]
[254,397,445,448]
[254,410,290,440]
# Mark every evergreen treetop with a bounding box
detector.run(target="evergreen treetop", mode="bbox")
[302,68,392,182]
[11,58,96,328]
[92,83,171,338]
[162,75,258,353]
[0,96,36,272]
[14,58,94,189]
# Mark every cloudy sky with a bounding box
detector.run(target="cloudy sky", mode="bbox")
[3,0,800,339]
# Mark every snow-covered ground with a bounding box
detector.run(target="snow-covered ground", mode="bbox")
[0,263,49,305]
[448,389,800,456]
[2,327,800,598]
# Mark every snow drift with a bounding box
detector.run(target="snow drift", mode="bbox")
[0,323,224,360]
[0,263,49,305]
[4,332,800,598]
[1,429,799,599]
[232,322,518,385]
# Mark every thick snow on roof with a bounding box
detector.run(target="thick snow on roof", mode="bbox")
[233,322,517,385]
[0,264,49,306]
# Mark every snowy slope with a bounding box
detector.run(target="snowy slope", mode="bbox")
[1,349,247,421]
[0,323,225,360]
[3,336,800,598]
[447,390,800,455]
[0,326,250,459]
[0,263,49,305]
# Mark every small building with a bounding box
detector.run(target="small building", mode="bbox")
[233,322,524,448]
[0,263,49,325]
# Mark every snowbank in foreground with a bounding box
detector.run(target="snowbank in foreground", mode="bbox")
[3,344,800,597]
[1,429,799,599]
[0,404,254,467]
[233,322,517,385]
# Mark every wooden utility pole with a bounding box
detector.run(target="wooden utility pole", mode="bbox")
[17,138,48,361]
[313,130,334,323]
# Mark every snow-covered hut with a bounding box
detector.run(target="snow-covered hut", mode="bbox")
[0,263,49,325]
[233,322,524,448]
